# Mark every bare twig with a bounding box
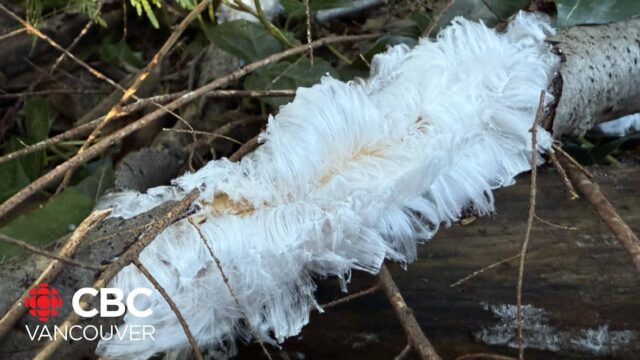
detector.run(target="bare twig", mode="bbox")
[0,89,108,99]
[552,143,592,178]
[303,0,313,65]
[50,1,104,74]
[0,209,111,339]
[559,155,640,273]
[423,0,455,37]
[516,90,545,360]
[33,190,199,360]
[0,234,104,271]
[133,260,204,360]
[379,265,441,360]
[187,218,272,360]
[534,215,577,231]
[0,33,379,220]
[55,0,216,192]
[320,282,381,309]
[450,254,521,288]
[229,134,260,162]
[549,151,579,199]
[394,343,412,360]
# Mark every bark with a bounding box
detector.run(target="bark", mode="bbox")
[549,17,640,137]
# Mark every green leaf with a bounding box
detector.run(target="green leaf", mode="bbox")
[98,39,145,69]
[0,188,94,259]
[0,160,30,203]
[12,98,57,180]
[553,0,640,28]
[244,57,338,108]
[204,20,285,62]
[563,132,640,165]
[433,0,528,33]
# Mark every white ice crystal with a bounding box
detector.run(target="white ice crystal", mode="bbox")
[95,12,560,359]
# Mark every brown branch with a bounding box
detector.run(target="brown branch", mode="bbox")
[56,0,216,191]
[394,343,412,360]
[320,282,381,309]
[50,1,105,74]
[450,254,521,288]
[423,0,455,37]
[0,209,110,339]
[32,189,199,360]
[549,151,579,199]
[378,265,441,360]
[0,90,283,166]
[0,234,104,271]
[516,90,545,360]
[133,260,204,360]
[0,2,124,92]
[229,134,260,162]
[559,154,640,273]
[0,89,109,99]
[0,33,378,220]
[187,218,272,360]
[551,144,592,178]
[534,214,577,231]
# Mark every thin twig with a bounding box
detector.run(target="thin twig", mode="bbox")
[450,254,521,288]
[559,154,640,273]
[549,151,579,200]
[0,209,111,339]
[0,33,378,220]
[320,282,381,309]
[0,89,290,166]
[379,265,441,360]
[516,90,545,360]
[303,0,313,65]
[552,143,592,178]
[0,89,109,99]
[50,1,104,74]
[229,134,260,162]
[133,260,204,360]
[394,343,412,360]
[187,218,272,360]
[33,189,199,360]
[534,215,577,231]
[423,0,455,37]
[55,0,215,193]
[0,234,104,271]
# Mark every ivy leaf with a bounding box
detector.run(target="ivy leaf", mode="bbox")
[553,0,640,28]
[244,57,338,108]
[204,20,285,62]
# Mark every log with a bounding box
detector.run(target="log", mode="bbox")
[238,165,640,359]
[548,17,640,137]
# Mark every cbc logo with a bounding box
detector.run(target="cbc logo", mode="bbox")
[73,287,153,318]
[24,284,153,321]
[24,283,63,321]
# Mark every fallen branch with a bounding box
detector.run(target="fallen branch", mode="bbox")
[378,265,441,360]
[0,33,379,220]
[0,234,104,271]
[133,260,204,360]
[32,189,199,360]
[559,154,640,273]
[0,209,110,339]
[515,91,545,360]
